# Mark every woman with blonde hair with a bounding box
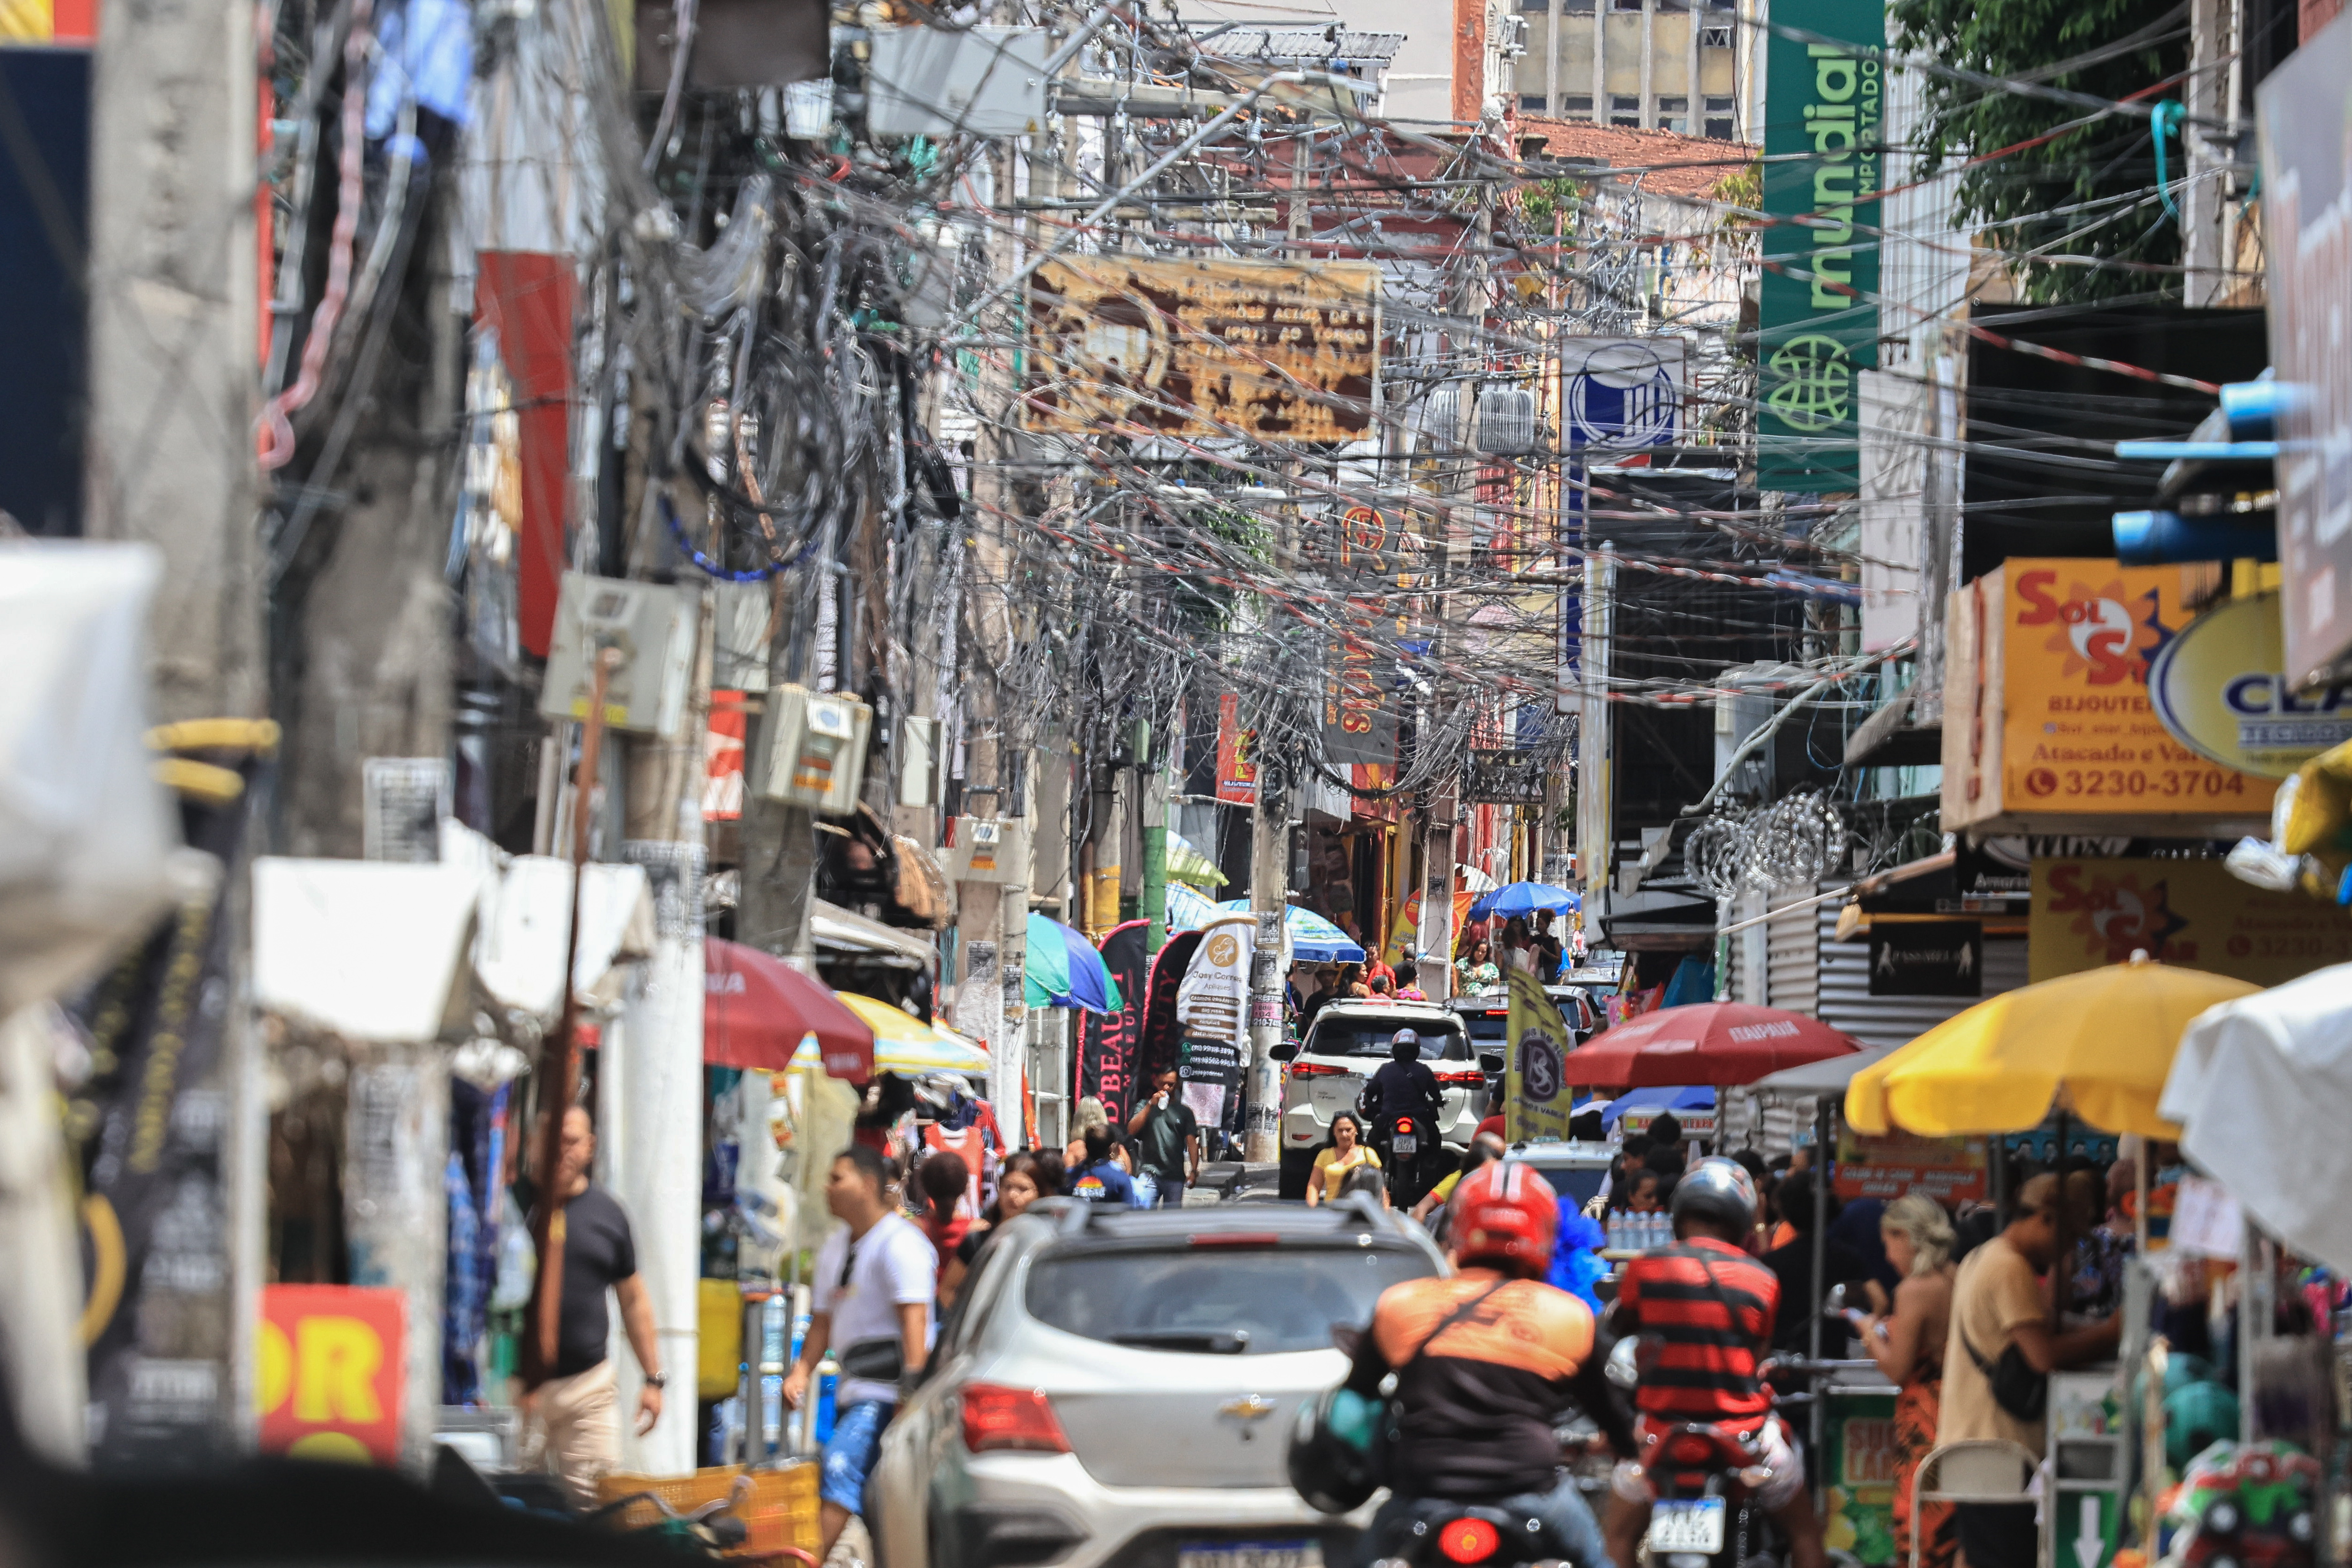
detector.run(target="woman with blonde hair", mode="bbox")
[1862,1193,1959,1568]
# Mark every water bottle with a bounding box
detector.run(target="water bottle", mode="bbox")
[1606,1211,1626,1251]
[813,1353,840,1445]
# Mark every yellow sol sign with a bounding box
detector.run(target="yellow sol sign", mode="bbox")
[2149,593,2352,779]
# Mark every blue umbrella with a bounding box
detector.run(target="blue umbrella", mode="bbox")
[1209,900,1366,963]
[1593,1085,1714,1131]
[1468,881,1582,921]
[1024,913,1123,1014]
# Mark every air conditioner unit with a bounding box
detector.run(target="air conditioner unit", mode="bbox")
[948,815,1031,884]
[538,573,699,736]
[756,685,873,814]
[1476,387,1539,455]
[898,715,942,808]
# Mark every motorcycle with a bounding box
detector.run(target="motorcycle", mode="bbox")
[1604,1334,1855,1568]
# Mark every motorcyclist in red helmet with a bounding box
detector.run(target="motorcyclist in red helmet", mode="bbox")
[1339,1160,1635,1567]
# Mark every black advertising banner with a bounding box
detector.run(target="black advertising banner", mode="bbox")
[1136,928,1199,1084]
[1079,920,1153,1123]
[1867,921,1983,997]
[68,750,261,1468]
[1317,505,1403,768]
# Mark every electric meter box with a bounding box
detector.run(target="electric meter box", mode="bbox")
[538,573,700,736]
[755,685,873,814]
[948,815,1031,884]
[898,715,942,808]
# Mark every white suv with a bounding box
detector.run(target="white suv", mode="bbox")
[1273,1001,1484,1199]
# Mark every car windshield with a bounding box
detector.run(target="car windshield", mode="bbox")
[1457,1012,1509,1045]
[1027,1245,1431,1354]
[1306,1019,1470,1059]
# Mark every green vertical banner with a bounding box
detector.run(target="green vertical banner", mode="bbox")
[1758,0,1885,492]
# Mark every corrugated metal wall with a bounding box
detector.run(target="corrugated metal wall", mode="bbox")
[1813,900,2028,1048]
[1766,889,1819,1018]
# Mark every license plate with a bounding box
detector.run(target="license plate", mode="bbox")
[1647,1498,1726,1554]
[1179,1541,1323,1568]
[1392,1134,1418,1154]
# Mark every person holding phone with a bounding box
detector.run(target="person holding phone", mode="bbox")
[1127,1068,1201,1208]
[1858,1195,1959,1568]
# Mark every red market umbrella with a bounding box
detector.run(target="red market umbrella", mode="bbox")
[1571,1002,1861,1090]
[705,937,873,1081]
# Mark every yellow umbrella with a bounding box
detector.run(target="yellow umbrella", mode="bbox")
[812,993,992,1076]
[1845,955,2259,1139]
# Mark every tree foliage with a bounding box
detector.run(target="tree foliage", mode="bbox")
[1890,0,2188,302]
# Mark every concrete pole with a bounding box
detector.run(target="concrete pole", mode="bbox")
[1244,750,1290,1162]
[612,594,714,1478]
[1140,758,1171,954]
[342,1041,449,1471]
[81,0,265,1462]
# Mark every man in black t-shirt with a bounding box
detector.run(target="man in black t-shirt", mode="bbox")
[524,1107,667,1501]
[1127,1068,1201,1207]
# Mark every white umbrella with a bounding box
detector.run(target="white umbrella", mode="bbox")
[2158,962,2352,1276]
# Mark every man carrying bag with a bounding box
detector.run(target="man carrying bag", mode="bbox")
[1939,1173,2121,1567]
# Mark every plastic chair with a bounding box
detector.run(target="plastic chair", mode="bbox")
[1908,1439,2039,1568]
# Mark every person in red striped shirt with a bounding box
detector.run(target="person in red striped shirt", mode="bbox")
[1601,1157,1829,1568]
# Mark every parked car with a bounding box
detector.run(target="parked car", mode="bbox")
[867,1196,1448,1568]
[1273,1001,1482,1199]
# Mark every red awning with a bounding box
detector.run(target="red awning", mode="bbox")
[1570,1002,1860,1090]
[705,937,874,1081]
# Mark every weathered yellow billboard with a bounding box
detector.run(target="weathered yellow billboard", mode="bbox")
[1022,256,1379,442]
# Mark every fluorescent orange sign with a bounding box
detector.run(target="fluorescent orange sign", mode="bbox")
[2004,562,2271,815]
[2029,856,2352,985]
[258,1285,405,1466]
[1215,694,1257,806]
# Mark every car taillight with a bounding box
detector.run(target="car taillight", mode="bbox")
[1291,1061,1350,1077]
[1437,1518,1501,1563]
[1666,1433,1718,1465]
[960,1385,1070,1454]
[1434,1068,1485,1085]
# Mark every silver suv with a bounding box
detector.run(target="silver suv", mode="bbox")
[867,1197,1447,1568]
[1273,1001,1483,1199]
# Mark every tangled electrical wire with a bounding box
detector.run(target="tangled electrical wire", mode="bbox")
[1683,789,1850,900]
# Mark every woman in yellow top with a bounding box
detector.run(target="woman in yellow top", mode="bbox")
[1306,1111,1381,1205]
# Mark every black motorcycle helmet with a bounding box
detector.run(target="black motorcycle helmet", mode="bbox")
[1287,1386,1386,1514]
[1669,1155,1760,1238]
[1389,1028,1421,1062]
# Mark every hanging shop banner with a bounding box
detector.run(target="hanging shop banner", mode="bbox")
[2149,593,2352,779]
[1078,920,1153,1125]
[1464,748,1548,805]
[2260,12,2352,691]
[257,1285,406,1467]
[1943,560,2277,833]
[1317,505,1405,767]
[703,688,750,821]
[1176,917,1251,1048]
[1866,921,1982,997]
[69,748,263,1469]
[1834,1126,1987,1204]
[1505,965,1574,1145]
[1757,0,1884,492]
[2030,856,2352,985]
[1024,256,1381,443]
[1215,693,1258,806]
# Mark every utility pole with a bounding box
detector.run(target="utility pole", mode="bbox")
[79,0,265,1467]
[612,596,712,1478]
[1244,742,1290,1163]
[1578,545,1616,903]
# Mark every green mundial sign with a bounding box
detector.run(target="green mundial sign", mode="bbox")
[1758,0,1885,493]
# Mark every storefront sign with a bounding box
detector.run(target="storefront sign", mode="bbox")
[1866,921,1982,996]
[1757,0,1884,491]
[1321,505,1404,767]
[1943,560,2276,832]
[258,1285,406,1466]
[2150,593,2352,778]
[1214,694,1256,806]
[1505,966,1575,1144]
[1176,918,1250,1046]
[2030,856,2352,984]
[1464,748,1548,805]
[1834,1127,1987,1204]
[2259,11,2352,691]
[1025,256,1380,443]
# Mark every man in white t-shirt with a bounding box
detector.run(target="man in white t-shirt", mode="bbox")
[784,1145,937,1556]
